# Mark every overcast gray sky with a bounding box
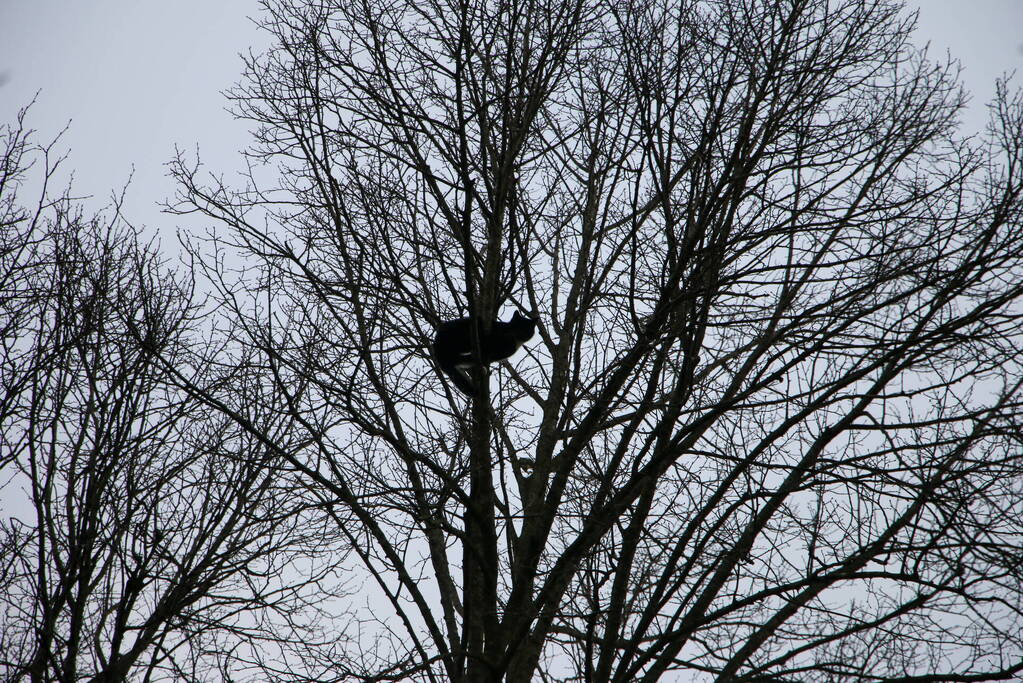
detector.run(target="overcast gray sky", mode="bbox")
[0,1,264,232]
[1,1,1021,233]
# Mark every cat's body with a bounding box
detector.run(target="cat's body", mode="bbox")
[433,311,537,395]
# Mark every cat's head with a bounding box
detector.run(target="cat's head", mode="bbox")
[510,311,538,342]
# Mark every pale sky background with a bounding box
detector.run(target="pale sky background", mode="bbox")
[0,1,1021,235]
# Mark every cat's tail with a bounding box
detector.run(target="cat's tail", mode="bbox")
[433,347,476,396]
[440,362,476,396]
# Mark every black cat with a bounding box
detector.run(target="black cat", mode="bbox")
[432,311,537,396]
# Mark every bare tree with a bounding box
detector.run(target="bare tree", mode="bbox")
[3,0,1021,680]
[0,113,353,683]
[163,0,1023,680]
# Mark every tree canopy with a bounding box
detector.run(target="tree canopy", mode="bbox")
[3,0,1023,681]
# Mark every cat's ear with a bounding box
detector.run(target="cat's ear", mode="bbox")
[513,310,536,323]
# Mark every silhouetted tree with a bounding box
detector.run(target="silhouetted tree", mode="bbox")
[166,0,1023,680]
[0,111,351,683]
[4,0,1023,680]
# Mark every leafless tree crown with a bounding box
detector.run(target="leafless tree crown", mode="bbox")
[4,0,1023,681]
